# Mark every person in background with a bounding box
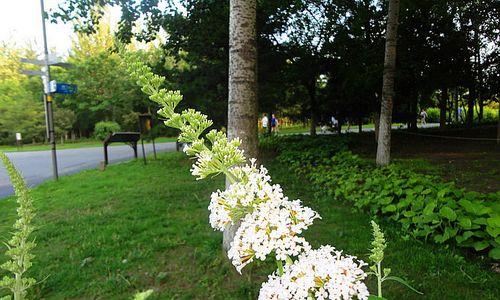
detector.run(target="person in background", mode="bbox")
[271,114,279,133]
[261,113,268,133]
[420,109,428,125]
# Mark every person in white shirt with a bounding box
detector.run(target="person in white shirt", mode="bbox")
[261,113,269,132]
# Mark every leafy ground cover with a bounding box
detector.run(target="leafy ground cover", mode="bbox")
[270,137,500,259]
[0,137,177,152]
[0,152,499,299]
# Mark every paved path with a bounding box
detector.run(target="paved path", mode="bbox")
[0,142,176,198]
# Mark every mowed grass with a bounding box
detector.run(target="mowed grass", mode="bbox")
[0,137,177,152]
[0,152,499,299]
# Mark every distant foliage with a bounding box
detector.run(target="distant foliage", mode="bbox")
[0,153,37,300]
[272,136,500,260]
[94,121,121,141]
[425,108,440,123]
[425,106,498,123]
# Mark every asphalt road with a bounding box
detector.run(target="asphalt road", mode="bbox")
[0,142,176,199]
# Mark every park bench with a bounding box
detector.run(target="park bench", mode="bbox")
[103,132,141,165]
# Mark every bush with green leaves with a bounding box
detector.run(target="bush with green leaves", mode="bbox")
[425,108,440,123]
[272,137,500,260]
[94,121,121,141]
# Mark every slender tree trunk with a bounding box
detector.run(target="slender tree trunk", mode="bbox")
[376,0,400,166]
[497,102,500,145]
[467,86,475,128]
[409,94,418,130]
[440,88,448,129]
[358,118,362,133]
[454,89,459,123]
[374,111,380,142]
[224,0,258,253]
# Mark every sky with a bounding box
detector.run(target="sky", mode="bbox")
[0,0,121,57]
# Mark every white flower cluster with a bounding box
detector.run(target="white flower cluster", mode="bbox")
[126,57,372,299]
[259,246,369,300]
[228,199,320,273]
[208,160,285,230]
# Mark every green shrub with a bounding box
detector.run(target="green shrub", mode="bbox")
[272,137,500,260]
[94,121,121,141]
[426,108,440,123]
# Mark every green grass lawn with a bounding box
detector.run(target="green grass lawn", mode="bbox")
[0,152,498,299]
[0,137,177,152]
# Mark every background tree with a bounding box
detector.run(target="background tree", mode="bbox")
[376,0,400,166]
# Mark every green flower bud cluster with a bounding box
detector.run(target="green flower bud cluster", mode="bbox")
[0,153,37,300]
[123,53,245,181]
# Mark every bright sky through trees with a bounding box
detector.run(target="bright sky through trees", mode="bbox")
[0,0,120,56]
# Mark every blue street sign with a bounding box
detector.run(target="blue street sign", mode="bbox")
[55,83,77,94]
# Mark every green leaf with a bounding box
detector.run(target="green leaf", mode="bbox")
[383,276,423,295]
[486,226,500,238]
[439,207,457,221]
[458,217,472,229]
[473,241,489,251]
[437,189,448,198]
[368,296,387,300]
[383,204,397,213]
[486,216,500,228]
[456,231,474,244]
[423,202,436,215]
[473,218,488,225]
[403,210,416,218]
[488,247,500,260]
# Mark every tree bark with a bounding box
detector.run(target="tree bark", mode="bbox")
[467,86,475,128]
[376,0,400,166]
[440,88,448,129]
[497,103,500,145]
[224,0,258,252]
[374,111,380,142]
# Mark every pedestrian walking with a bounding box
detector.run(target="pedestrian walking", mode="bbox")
[420,109,428,125]
[271,114,279,133]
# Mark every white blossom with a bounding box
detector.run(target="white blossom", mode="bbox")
[228,198,320,273]
[208,161,285,230]
[259,246,369,300]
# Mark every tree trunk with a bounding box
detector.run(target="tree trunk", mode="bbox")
[467,86,475,128]
[358,118,362,133]
[497,103,500,144]
[307,81,317,136]
[224,0,258,253]
[376,0,400,166]
[409,94,418,130]
[440,88,448,129]
[374,111,380,142]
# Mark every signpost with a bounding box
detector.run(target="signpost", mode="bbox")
[49,80,77,94]
[15,133,22,150]
[139,114,157,162]
[17,0,78,181]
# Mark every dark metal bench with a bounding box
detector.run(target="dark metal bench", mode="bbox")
[103,132,141,165]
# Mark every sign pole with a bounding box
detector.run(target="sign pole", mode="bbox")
[40,0,58,180]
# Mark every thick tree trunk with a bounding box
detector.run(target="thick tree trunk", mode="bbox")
[224,0,258,252]
[440,88,448,129]
[376,0,400,166]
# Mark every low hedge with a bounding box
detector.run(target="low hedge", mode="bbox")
[263,136,500,260]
